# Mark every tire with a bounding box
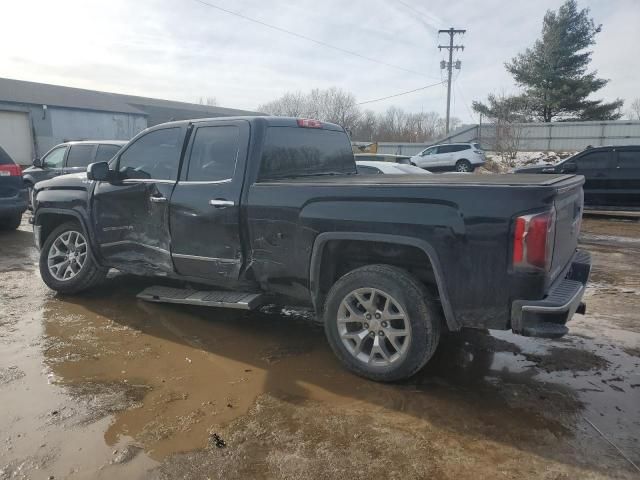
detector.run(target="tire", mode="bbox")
[39,221,107,294]
[323,264,441,382]
[455,159,472,172]
[0,213,22,231]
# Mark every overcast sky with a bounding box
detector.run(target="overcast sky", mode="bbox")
[2,0,638,122]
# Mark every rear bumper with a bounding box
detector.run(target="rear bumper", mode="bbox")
[511,250,591,338]
[0,189,28,216]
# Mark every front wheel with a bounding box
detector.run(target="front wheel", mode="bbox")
[39,222,107,294]
[323,264,441,382]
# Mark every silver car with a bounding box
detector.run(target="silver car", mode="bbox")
[410,143,485,172]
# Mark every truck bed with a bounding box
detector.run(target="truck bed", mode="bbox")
[262,173,582,188]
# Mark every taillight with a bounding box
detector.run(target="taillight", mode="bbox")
[0,164,22,177]
[296,118,323,128]
[512,208,556,271]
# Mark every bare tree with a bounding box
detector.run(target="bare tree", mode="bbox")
[628,98,640,121]
[198,96,218,106]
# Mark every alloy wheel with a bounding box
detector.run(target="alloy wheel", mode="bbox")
[47,230,88,281]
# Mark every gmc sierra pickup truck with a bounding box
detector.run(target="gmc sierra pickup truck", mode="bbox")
[32,116,591,381]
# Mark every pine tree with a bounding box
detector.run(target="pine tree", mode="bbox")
[505,0,622,122]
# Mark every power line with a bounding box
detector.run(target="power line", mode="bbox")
[191,0,436,79]
[356,81,445,105]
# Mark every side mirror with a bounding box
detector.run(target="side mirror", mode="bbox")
[33,157,42,168]
[87,161,111,181]
[561,162,577,173]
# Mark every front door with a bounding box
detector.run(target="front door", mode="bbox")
[169,120,249,285]
[572,150,614,206]
[92,126,187,274]
[38,145,67,182]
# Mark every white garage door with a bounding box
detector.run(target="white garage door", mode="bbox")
[0,110,34,166]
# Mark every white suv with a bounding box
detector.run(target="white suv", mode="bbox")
[410,143,485,172]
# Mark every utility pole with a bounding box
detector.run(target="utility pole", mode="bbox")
[439,28,465,134]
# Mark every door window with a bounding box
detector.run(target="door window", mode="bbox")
[437,145,455,154]
[95,144,122,163]
[66,144,95,167]
[576,151,610,170]
[42,146,67,168]
[617,150,639,168]
[422,147,437,156]
[118,128,182,181]
[186,126,240,182]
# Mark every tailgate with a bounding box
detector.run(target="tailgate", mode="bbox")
[550,181,584,281]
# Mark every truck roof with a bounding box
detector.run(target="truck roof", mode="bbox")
[154,116,345,132]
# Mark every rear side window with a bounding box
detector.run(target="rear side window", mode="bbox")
[67,144,95,167]
[259,127,355,180]
[0,146,14,165]
[577,151,610,169]
[472,143,482,150]
[456,145,471,151]
[118,127,182,181]
[187,126,239,182]
[617,150,639,168]
[95,144,122,163]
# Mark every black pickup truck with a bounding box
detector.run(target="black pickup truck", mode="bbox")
[32,116,591,381]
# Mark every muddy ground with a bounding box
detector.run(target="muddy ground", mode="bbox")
[1,216,639,479]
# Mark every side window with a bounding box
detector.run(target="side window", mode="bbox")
[617,150,639,168]
[357,165,382,174]
[95,144,122,163]
[186,126,240,182]
[438,145,453,154]
[421,147,435,156]
[456,145,471,152]
[42,146,67,168]
[118,128,182,181]
[576,151,610,170]
[66,144,95,168]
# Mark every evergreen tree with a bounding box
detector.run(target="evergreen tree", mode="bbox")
[505,0,622,122]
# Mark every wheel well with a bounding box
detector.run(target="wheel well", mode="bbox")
[456,158,470,164]
[316,239,439,312]
[37,213,81,247]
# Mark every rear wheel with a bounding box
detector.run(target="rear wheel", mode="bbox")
[39,222,107,294]
[324,264,441,382]
[455,159,472,172]
[0,213,22,231]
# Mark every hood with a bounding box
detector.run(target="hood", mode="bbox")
[35,172,91,191]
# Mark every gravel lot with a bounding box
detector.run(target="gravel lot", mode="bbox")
[1,215,639,479]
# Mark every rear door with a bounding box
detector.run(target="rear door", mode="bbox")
[93,126,187,273]
[169,120,249,284]
[64,144,96,175]
[610,147,640,208]
[433,145,454,168]
[572,149,614,206]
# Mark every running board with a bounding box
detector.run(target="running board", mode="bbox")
[136,286,264,310]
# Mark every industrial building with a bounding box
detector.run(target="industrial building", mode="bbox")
[0,77,260,165]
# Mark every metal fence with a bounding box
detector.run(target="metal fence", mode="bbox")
[432,120,640,152]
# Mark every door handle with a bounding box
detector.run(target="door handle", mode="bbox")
[150,196,167,203]
[209,199,234,208]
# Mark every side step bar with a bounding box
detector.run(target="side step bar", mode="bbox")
[137,286,264,310]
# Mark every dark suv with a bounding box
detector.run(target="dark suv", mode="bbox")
[515,146,640,208]
[0,146,28,230]
[23,140,126,204]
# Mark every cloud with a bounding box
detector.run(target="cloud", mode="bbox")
[1,0,638,122]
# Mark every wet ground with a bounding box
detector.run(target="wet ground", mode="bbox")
[1,216,639,479]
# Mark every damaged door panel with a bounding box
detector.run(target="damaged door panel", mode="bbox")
[168,121,250,285]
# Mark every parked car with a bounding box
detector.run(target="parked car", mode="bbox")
[23,140,127,206]
[410,142,485,172]
[0,146,28,230]
[515,145,640,209]
[356,160,431,175]
[354,153,411,165]
[32,116,590,382]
